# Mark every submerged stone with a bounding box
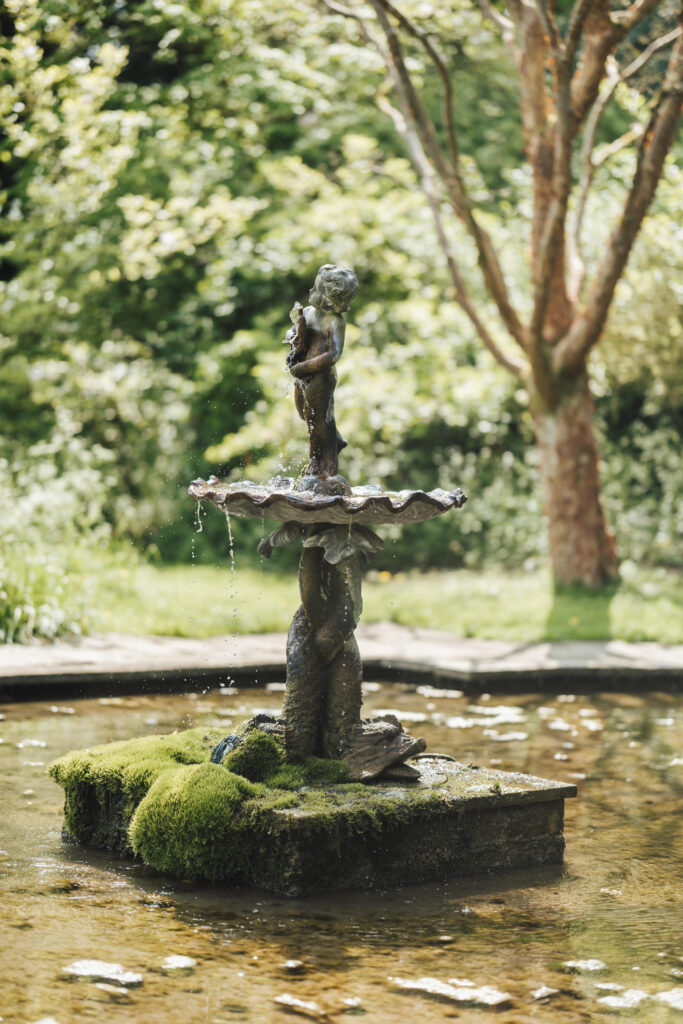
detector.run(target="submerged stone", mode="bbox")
[274,993,324,1017]
[49,727,575,896]
[61,960,143,987]
[656,989,683,1010]
[531,985,560,1000]
[162,956,197,972]
[564,959,607,973]
[597,989,648,1009]
[392,976,512,1008]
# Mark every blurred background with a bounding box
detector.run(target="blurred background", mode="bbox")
[1,0,681,644]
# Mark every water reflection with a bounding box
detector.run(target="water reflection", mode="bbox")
[0,684,681,1023]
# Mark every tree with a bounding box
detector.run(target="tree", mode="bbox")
[322,0,683,586]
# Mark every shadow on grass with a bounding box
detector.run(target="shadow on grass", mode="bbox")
[543,579,621,642]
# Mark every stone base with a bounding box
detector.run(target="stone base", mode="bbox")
[251,758,575,895]
[50,730,576,896]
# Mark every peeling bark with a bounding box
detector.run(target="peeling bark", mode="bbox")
[533,371,617,587]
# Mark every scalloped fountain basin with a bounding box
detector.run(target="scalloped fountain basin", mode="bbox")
[188,476,467,526]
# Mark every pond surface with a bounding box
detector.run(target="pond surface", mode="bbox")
[1,682,681,1023]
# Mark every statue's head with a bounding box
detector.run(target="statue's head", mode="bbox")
[309,264,359,314]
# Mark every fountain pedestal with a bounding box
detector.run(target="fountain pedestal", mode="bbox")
[188,475,468,780]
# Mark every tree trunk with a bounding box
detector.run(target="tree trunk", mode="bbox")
[533,369,618,587]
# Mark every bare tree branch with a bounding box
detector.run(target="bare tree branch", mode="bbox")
[567,25,681,299]
[565,0,596,66]
[571,0,669,127]
[321,0,388,50]
[506,3,551,165]
[378,0,460,164]
[534,0,562,53]
[555,26,683,372]
[524,3,575,359]
[320,0,358,17]
[376,93,526,378]
[369,0,528,350]
[613,0,663,32]
[475,0,515,36]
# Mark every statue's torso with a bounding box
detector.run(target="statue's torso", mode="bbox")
[302,306,344,363]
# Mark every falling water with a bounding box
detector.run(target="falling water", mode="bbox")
[194,502,204,534]
[224,510,239,674]
[225,510,234,570]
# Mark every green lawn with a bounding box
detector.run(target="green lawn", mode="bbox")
[93,562,683,644]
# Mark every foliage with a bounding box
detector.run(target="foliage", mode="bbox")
[1,0,681,624]
[0,431,122,642]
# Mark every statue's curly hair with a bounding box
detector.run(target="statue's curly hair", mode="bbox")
[309,264,359,313]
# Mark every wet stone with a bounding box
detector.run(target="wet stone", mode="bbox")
[597,988,648,1009]
[391,976,512,1008]
[531,985,560,1000]
[274,992,325,1018]
[61,960,143,987]
[162,955,197,972]
[94,982,134,1001]
[564,959,607,973]
[282,959,306,973]
[656,989,683,1010]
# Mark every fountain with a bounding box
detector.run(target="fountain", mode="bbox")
[50,265,575,894]
[190,263,468,781]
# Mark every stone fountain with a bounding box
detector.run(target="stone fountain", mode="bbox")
[50,265,575,895]
[190,264,467,782]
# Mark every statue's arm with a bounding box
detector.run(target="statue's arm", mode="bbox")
[289,323,345,378]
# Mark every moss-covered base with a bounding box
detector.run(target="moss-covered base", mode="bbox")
[49,728,576,896]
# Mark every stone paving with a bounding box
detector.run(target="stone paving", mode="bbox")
[1,623,681,700]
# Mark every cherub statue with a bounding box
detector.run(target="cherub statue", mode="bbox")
[285,264,359,492]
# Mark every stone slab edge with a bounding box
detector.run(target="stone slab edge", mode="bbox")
[1,626,681,702]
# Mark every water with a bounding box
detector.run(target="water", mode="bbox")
[1,685,681,1022]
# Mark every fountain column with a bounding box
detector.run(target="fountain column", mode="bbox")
[283,545,363,758]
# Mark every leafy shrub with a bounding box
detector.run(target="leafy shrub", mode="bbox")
[0,434,131,642]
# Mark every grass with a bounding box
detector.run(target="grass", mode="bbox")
[92,560,683,644]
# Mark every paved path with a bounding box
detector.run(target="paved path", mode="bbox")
[1,624,681,701]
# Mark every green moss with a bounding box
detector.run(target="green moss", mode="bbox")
[223,731,283,782]
[48,727,224,849]
[265,763,307,790]
[300,756,350,785]
[253,754,350,791]
[129,763,262,881]
[49,726,456,892]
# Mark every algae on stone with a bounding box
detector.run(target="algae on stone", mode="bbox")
[222,730,284,782]
[49,727,225,851]
[50,726,571,894]
[129,762,263,881]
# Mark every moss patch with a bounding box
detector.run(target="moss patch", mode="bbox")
[223,731,283,782]
[129,763,262,881]
[49,727,225,851]
[49,726,569,893]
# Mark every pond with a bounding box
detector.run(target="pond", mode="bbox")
[1,681,681,1023]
